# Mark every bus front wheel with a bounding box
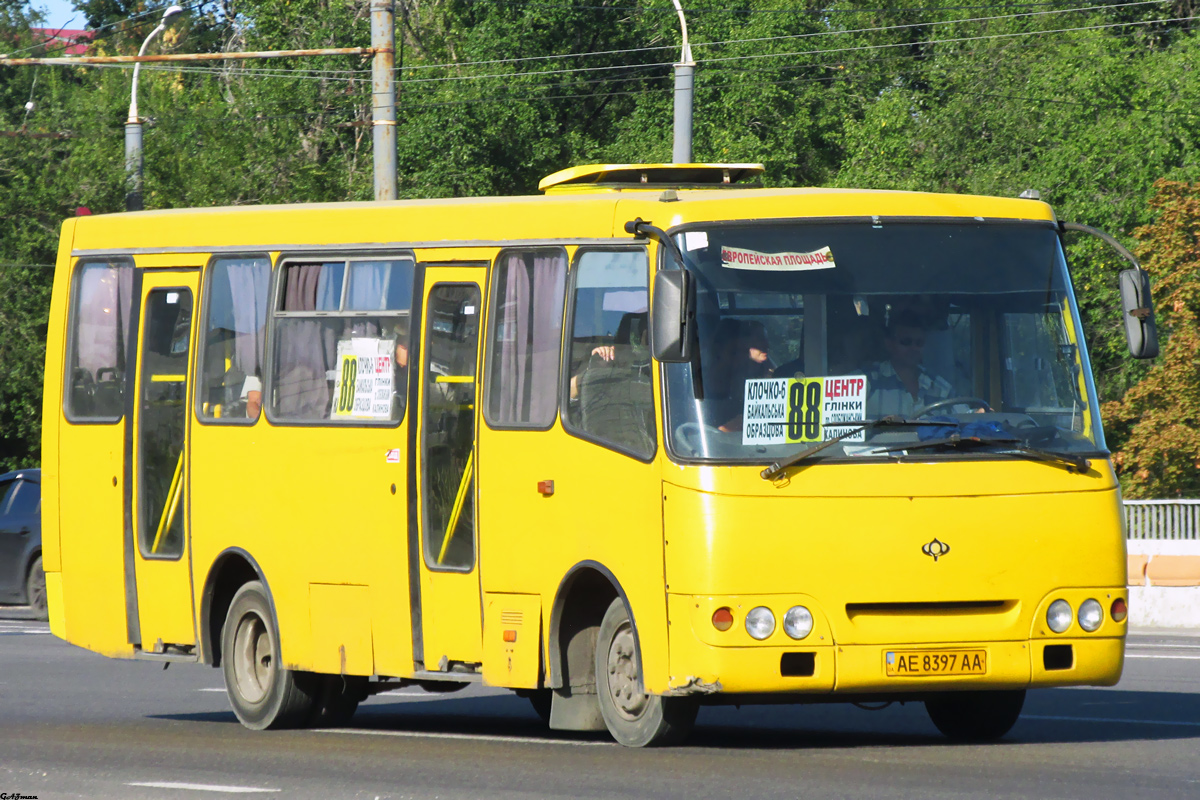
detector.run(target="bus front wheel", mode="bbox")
[925,689,1025,741]
[594,597,697,747]
[222,581,316,730]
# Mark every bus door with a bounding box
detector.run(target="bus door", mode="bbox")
[414,267,485,670]
[129,271,199,651]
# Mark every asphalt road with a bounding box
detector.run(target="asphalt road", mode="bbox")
[1,616,1199,799]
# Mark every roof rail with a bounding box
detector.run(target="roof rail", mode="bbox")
[538,163,765,193]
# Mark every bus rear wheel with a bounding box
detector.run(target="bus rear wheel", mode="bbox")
[222,581,316,730]
[594,597,697,747]
[925,690,1026,742]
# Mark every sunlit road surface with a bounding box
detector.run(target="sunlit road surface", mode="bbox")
[1,618,1198,799]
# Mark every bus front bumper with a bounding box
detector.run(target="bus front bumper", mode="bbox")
[665,617,1123,696]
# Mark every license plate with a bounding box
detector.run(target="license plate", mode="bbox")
[885,649,987,677]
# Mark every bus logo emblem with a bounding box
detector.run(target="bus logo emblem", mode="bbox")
[922,538,951,562]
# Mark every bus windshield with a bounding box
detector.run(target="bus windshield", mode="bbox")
[663,219,1106,463]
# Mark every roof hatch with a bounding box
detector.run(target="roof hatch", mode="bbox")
[538,163,765,193]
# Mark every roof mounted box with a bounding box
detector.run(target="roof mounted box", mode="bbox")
[538,163,765,193]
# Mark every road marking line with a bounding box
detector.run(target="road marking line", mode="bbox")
[1125,653,1200,660]
[1026,714,1200,728]
[197,688,226,692]
[318,728,611,746]
[127,781,280,793]
[376,689,431,696]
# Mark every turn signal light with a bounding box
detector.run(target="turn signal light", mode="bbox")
[712,607,734,632]
[1111,597,1128,623]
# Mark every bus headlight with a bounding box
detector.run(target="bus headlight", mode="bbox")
[783,606,814,640]
[1047,599,1073,633]
[745,606,776,640]
[1078,599,1103,632]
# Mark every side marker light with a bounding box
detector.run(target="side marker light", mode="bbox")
[712,607,734,632]
[1110,597,1128,623]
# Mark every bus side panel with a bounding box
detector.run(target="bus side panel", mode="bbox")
[190,424,412,676]
[57,428,133,656]
[478,428,669,693]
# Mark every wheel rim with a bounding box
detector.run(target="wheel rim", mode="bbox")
[605,621,648,720]
[232,612,273,705]
[29,572,46,612]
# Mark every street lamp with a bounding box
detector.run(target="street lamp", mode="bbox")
[670,0,694,164]
[125,5,184,211]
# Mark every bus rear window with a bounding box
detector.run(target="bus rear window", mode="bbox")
[65,258,134,422]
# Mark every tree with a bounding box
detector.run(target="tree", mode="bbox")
[1102,180,1200,497]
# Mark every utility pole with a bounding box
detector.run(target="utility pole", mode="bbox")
[371,0,398,200]
[670,0,694,164]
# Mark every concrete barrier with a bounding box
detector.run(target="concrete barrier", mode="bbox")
[1125,536,1200,629]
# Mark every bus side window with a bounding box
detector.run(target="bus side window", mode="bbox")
[65,259,134,421]
[484,248,567,429]
[563,250,654,459]
[197,256,270,422]
[269,257,413,423]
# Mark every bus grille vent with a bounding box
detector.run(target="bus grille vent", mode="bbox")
[500,611,523,626]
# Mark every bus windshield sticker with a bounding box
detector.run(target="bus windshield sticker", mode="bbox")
[684,231,708,251]
[741,375,866,446]
[332,337,395,420]
[721,245,836,272]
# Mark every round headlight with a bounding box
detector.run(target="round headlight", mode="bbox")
[1078,598,1103,632]
[745,606,776,640]
[1047,599,1073,633]
[783,606,814,640]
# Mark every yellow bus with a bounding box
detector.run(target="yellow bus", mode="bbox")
[41,164,1157,746]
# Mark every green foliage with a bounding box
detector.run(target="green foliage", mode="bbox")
[2,0,1199,487]
[1103,180,1200,497]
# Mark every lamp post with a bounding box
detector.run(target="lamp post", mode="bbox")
[670,0,694,164]
[125,5,184,212]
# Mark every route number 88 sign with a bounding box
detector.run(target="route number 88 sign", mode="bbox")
[741,375,867,446]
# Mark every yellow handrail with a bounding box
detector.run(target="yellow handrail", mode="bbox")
[151,451,185,554]
[437,451,474,565]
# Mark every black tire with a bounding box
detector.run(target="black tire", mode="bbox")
[594,597,697,747]
[26,556,47,621]
[516,688,553,723]
[308,675,366,727]
[925,690,1026,742]
[222,581,316,730]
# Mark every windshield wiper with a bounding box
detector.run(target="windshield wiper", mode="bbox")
[877,433,1092,473]
[760,416,947,480]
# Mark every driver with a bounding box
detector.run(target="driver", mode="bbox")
[865,310,954,418]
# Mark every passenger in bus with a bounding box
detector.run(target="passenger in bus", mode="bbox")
[577,312,654,452]
[865,310,954,418]
[241,375,263,419]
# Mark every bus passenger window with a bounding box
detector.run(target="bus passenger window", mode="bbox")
[269,257,414,423]
[484,248,567,428]
[197,256,270,422]
[65,259,134,421]
[563,250,654,458]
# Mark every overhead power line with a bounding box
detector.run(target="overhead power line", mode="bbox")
[61,9,1190,88]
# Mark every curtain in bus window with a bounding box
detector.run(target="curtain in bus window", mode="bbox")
[199,257,270,421]
[489,250,566,426]
[69,260,133,419]
[227,259,269,383]
[275,263,339,418]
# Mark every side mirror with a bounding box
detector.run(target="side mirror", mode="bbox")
[1118,267,1159,359]
[651,269,695,363]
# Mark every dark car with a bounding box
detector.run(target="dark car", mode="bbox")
[0,469,44,620]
